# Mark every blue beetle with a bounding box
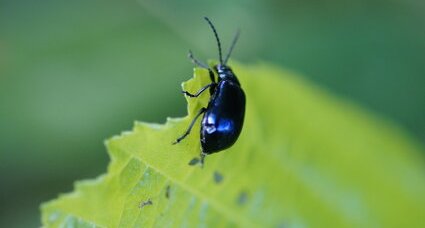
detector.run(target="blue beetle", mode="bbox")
[173,17,245,166]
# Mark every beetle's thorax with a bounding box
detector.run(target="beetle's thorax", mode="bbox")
[214,64,240,85]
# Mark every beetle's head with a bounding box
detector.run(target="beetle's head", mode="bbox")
[215,64,239,84]
[215,64,233,77]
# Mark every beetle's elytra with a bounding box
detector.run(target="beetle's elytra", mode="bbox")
[173,17,246,166]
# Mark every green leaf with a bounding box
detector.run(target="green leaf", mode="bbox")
[41,62,425,227]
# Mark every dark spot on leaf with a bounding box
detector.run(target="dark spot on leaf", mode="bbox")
[139,198,153,208]
[188,157,200,166]
[165,185,171,199]
[237,191,248,206]
[213,171,223,184]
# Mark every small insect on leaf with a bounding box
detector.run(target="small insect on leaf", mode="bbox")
[139,199,153,209]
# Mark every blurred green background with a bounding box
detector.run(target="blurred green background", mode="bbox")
[1,0,424,227]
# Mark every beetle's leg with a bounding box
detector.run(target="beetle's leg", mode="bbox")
[182,83,216,97]
[172,107,206,145]
[199,152,206,168]
[208,70,217,94]
[208,68,216,83]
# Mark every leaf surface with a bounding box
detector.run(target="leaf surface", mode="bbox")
[41,62,425,227]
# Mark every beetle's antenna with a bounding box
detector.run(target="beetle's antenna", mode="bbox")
[188,50,209,69]
[204,17,223,65]
[224,29,240,64]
